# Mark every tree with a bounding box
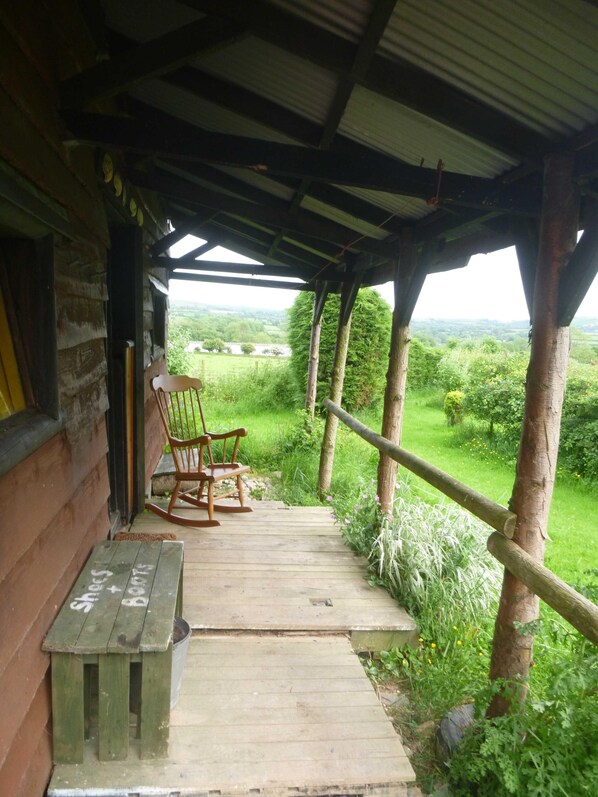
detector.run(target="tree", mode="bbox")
[240,342,256,355]
[464,351,528,439]
[203,337,226,353]
[288,288,391,411]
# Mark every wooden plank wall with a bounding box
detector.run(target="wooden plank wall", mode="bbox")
[0,239,111,797]
[0,3,163,795]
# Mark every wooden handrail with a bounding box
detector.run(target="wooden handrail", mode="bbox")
[323,399,517,538]
[488,533,598,645]
[325,398,598,646]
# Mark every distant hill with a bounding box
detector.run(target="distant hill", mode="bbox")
[170,300,289,344]
[412,317,598,346]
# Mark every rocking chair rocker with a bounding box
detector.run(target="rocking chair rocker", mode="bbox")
[146,374,252,528]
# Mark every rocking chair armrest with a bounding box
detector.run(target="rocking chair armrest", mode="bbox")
[204,428,247,440]
[170,434,212,447]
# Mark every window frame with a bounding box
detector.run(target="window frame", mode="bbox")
[0,236,63,477]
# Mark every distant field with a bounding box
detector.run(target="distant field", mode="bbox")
[188,351,288,380]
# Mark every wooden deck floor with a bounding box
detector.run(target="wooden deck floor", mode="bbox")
[131,501,417,652]
[48,502,419,797]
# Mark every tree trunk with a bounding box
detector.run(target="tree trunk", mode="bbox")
[377,319,410,513]
[488,152,578,717]
[318,287,354,497]
[305,299,322,422]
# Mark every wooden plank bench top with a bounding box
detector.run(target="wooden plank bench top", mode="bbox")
[43,540,184,764]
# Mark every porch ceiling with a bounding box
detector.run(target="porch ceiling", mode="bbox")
[63,0,598,290]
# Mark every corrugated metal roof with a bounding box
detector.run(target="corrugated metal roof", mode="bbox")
[131,80,299,145]
[336,187,430,220]
[300,196,392,241]
[270,0,370,42]
[341,86,517,177]
[197,37,338,126]
[102,0,201,42]
[380,0,598,139]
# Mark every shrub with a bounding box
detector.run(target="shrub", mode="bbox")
[448,621,598,796]
[203,337,226,353]
[444,390,464,425]
[240,342,256,355]
[464,351,528,440]
[167,323,191,375]
[559,362,598,480]
[407,338,442,390]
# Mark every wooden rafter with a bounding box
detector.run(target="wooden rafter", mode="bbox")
[62,110,542,213]
[182,0,550,162]
[131,167,395,257]
[168,272,309,291]
[558,203,598,325]
[154,255,332,282]
[61,17,245,108]
[271,0,397,257]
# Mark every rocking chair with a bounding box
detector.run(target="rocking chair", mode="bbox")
[146,374,252,527]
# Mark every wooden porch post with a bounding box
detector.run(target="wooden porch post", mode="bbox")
[377,232,421,513]
[318,281,360,497]
[305,282,329,421]
[488,152,579,717]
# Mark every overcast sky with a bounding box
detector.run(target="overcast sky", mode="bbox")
[168,235,598,321]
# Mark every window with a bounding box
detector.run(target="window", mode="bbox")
[0,237,61,476]
[0,284,26,419]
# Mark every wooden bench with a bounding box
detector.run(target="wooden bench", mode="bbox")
[43,539,184,764]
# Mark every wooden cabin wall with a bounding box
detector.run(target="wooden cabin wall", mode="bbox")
[0,4,167,795]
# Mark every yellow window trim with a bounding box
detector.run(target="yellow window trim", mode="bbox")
[0,286,25,418]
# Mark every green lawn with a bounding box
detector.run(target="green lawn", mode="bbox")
[188,351,287,380]
[200,384,598,584]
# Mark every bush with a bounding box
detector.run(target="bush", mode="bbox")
[288,288,391,411]
[167,323,191,375]
[448,621,598,796]
[203,337,226,353]
[464,351,528,440]
[407,338,442,390]
[559,362,598,480]
[444,390,464,425]
[240,342,256,355]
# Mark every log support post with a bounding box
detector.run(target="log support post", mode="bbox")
[305,281,329,421]
[377,232,423,513]
[488,152,579,717]
[318,280,360,497]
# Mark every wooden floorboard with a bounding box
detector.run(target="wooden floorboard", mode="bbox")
[49,636,416,796]
[130,501,417,638]
[48,506,419,796]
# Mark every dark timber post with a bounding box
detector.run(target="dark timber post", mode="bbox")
[377,232,421,513]
[305,282,329,421]
[108,226,145,517]
[318,281,360,497]
[488,153,579,717]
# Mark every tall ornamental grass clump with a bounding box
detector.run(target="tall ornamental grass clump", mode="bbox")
[336,480,501,632]
[375,493,502,631]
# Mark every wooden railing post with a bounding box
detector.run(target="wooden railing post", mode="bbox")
[488,152,579,717]
[318,282,359,497]
[378,232,422,513]
[305,282,328,421]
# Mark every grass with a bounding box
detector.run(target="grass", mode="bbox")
[197,377,598,582]
[188,350,287,380]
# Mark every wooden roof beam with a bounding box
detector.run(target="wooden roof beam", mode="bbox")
[154,255,351,282]
[558,202,598,325]
[61,16,245,108]
[62,110,542,213]
[131,166,395,257]
[169,272,310,291]
[274,0,397,256]
[182,0,550,163]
